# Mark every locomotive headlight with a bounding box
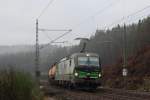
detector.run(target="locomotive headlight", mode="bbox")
[99,73,102,77]
[74,72,78,76]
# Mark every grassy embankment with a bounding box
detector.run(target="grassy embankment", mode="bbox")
[0,69,43,100]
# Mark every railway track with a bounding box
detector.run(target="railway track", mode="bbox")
[40,80,150,100]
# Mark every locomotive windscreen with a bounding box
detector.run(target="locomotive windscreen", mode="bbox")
[78,56,99,66]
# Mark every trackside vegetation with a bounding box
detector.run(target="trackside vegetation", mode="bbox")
[0,69,43,100]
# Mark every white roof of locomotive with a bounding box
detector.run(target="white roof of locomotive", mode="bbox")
[59,52,99,62]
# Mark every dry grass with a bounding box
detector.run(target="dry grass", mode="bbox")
[0,69,43,100]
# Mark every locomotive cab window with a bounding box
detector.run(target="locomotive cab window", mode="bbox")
[89,57,99,66]
[78,57,88,66]
[78,56,99,66]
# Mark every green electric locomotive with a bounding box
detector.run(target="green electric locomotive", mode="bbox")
[49,52,102,89]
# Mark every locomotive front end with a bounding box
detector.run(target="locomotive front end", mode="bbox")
[73,53,102,89]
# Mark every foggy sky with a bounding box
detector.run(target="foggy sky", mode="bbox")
[0,0,150,45]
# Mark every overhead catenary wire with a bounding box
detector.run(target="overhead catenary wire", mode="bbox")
[37,0,55,19]
[39,29,71,32]
[127,13,150,24]
[38,0,150,47]
[72,0,121,30]
[75,0,120,38]
[37,0,150,47]
[103,5,150,30]
[46,0,121,44]
[36,0,56,43]
[36,0,73,49]
[39,29,71,41]
[83,5,150,38]
[40,30,72,49]
[42,31,52,41]
[50,30,72,43]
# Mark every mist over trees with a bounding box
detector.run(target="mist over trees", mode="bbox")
[48,17,150,66]
[0,17,150,73]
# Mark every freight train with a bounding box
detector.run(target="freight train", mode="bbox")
[48,52,102,89]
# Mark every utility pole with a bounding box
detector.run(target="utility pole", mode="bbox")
[35,19,72,81]
[122,24,128,88]
[35,19,40,80]
[123,25,127,68]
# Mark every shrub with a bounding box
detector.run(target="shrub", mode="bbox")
[0,69,43,100]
